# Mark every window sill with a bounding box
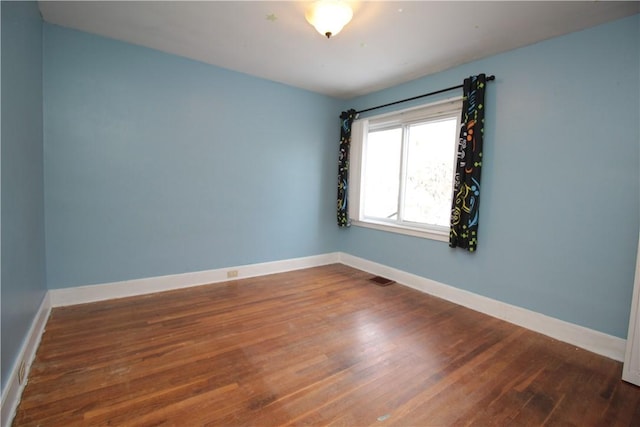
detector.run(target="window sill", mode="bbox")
[349,219,450,243]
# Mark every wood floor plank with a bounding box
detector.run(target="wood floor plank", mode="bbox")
[13,264,640,426]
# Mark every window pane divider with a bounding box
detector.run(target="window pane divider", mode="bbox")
[397,125,409,224]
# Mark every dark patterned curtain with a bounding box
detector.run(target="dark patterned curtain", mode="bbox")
[337,109,357,227]
[450,74,486,252]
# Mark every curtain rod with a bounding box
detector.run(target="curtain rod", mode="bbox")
[356,75,495,115]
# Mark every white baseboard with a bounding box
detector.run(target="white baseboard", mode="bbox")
[49,251,627,360]
[1,293,52,427]
[1,251,627,427]
[49,252,341,307]
[338,252,626,362]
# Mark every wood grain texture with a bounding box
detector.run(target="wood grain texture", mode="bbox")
[13,264,640,426]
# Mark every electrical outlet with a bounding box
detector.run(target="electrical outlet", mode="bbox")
[18,360,26,385]
[227,270,239,278]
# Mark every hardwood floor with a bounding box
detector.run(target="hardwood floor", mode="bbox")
[13,264,640,426]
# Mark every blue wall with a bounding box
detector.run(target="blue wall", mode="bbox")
[1,2,47,391]
[43,24,343,289]
[340,15,640,338]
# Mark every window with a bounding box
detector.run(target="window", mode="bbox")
[349,97,462,241]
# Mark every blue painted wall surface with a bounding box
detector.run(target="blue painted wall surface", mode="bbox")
[340,15,640,338]
[41,14,640,340]
[44,24,342,289]
[1,2,47,391]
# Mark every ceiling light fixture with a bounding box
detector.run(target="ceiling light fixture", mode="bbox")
[305,0,353,39]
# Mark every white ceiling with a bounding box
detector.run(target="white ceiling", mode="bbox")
[38,1,639,99]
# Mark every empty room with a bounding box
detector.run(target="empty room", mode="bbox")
[2,1,640,425]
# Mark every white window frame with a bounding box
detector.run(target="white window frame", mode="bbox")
[348,96,463,242]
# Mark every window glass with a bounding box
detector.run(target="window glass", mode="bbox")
[362,128,402,220]
[403,118,458,227]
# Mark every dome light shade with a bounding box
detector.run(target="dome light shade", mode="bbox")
[305,1,353,39]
